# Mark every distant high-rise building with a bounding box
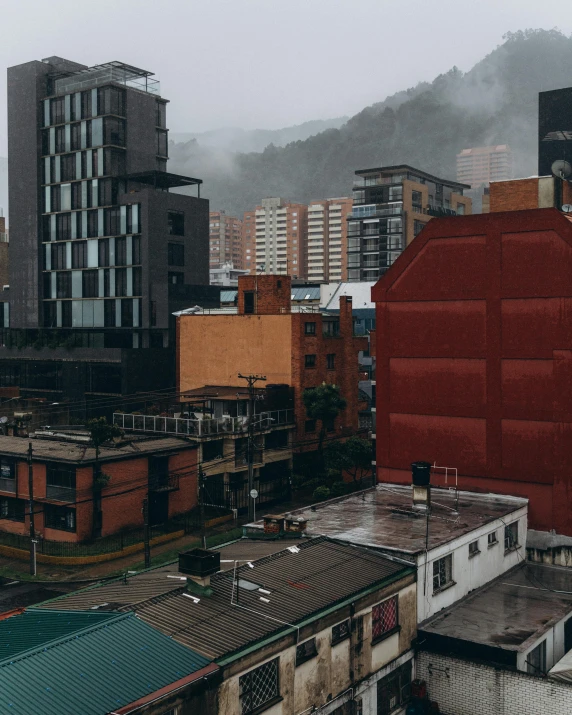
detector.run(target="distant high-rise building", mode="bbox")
[306,198,353,282]
[209,210,243,270]
[254,198,307,278]
[456,145,513,187]
[242,210,256,273]
[348,165,471,282]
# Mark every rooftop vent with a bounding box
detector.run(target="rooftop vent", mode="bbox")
[411,461,431,511]
[178,548,220,588]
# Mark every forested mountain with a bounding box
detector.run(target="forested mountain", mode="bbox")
[169,29,572,216]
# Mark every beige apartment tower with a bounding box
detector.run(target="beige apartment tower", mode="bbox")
[209,210,244,270]
[456,145,513,187]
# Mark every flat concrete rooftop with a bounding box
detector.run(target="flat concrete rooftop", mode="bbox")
[246,484,527,555]
[419,563,572,653]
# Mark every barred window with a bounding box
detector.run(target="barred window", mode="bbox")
[44,504,76,532]
[239,658,279,715]
[332,620,350,645]
[505,522,519,551]
[433,554,453,593]
[295,638,318,666]
[372,596,398,643]
[0,497,25,522]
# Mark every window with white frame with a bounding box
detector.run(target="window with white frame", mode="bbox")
[526,640,546,675]
[433,554,453,593]
[488,531,498,547]
[468,540,480,557]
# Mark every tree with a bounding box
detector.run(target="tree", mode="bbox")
[303,383,347,466]
[85,417,123,539]
[324,436,373,485]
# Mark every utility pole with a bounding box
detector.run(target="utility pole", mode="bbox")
[143,498,150,569]
[27,442,36,576]
[238,373,266,522]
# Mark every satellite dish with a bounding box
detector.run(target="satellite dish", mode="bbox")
[562,204,572,213]
[551,160,572,179]
[0,416,7,424]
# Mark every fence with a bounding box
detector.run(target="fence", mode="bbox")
[0,506,223,558]
[113,409,294,437]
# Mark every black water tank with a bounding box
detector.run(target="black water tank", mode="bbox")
[411,461,432,486]
[178,548,220,577]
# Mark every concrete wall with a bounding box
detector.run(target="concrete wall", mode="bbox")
[417,508,528,622]
[373,208,572,536]
[417,650,572,715]
[218,578,416,715]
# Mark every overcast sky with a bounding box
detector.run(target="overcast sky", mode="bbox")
[0,0,571,154]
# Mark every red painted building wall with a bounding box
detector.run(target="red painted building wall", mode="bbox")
[372,208,572,535]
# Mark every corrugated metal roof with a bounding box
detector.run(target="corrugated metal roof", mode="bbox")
[39,537,412,661]
[0,611,212,715]
[0,609,116,661]
[291,286,320,301]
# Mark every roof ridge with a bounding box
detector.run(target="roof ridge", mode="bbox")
[0,611,130,669]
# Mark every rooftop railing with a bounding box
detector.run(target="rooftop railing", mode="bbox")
[113,408,295,437]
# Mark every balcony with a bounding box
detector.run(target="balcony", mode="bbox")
[149,473,179,493]
[54,61,160,96]
[46,485,76,503]
[0,477,15,493]
[113,409,295,438]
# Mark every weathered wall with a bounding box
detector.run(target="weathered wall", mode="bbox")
[177,313,292,391]
[417,651,572,715]
[373,208,572,535]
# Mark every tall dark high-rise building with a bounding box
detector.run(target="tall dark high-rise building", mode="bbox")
[3,57,217,413]
[539,87,572,178]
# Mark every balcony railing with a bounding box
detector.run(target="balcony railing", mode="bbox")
[113,409,295,437]
[46,485,76,503]
[0,477,15,493]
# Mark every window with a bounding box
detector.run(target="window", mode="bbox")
[488,531,498,547]
[372,596,398,643]
[44,504,76,532]
[332,620,350,645]
[526,640,546,675]
[468,540,480,558]
[168,272,184,285]
[505,521,519,551]
[295,638,318,666]
[46,463,76,502]
[168,210,185,236]
[239,658,280,714]
[305,419,316,433]
[305,354,316,368]
[433,554,453,593]
[56,272,71,299]
[0,497,25,522]
[327,353,335,370]
[157,130,168,157]
[304,322,316,335]
[168,242,185,265]
[72,241,87,269]
[377,660,412,715]
[82,270,98,298]
[115,236,127,266]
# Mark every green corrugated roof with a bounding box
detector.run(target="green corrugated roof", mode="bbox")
[0,609,117,662]
[0,610,212,715]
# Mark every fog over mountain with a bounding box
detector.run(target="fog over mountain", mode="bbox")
[0,29,571,221]
[167,29,572,216]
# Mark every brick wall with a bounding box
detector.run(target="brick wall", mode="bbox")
[237,274,291,315]
[417,651,572,715]
[490,178,541,212]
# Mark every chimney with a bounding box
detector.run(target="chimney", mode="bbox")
[178,548,220,590]
[263,513,285,534]
[284,513,307,534]
[411,461,432,511]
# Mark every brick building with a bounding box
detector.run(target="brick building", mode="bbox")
[209,210,243,270]
[372,207,572,536]
[488,174,572,212]
[177,274,367,449]
[0,434,197,542]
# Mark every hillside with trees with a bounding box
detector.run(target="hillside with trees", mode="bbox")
[169,29,572,215]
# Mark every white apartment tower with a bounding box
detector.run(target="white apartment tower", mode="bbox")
[307,198,352,282]
[254,198,307,278]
